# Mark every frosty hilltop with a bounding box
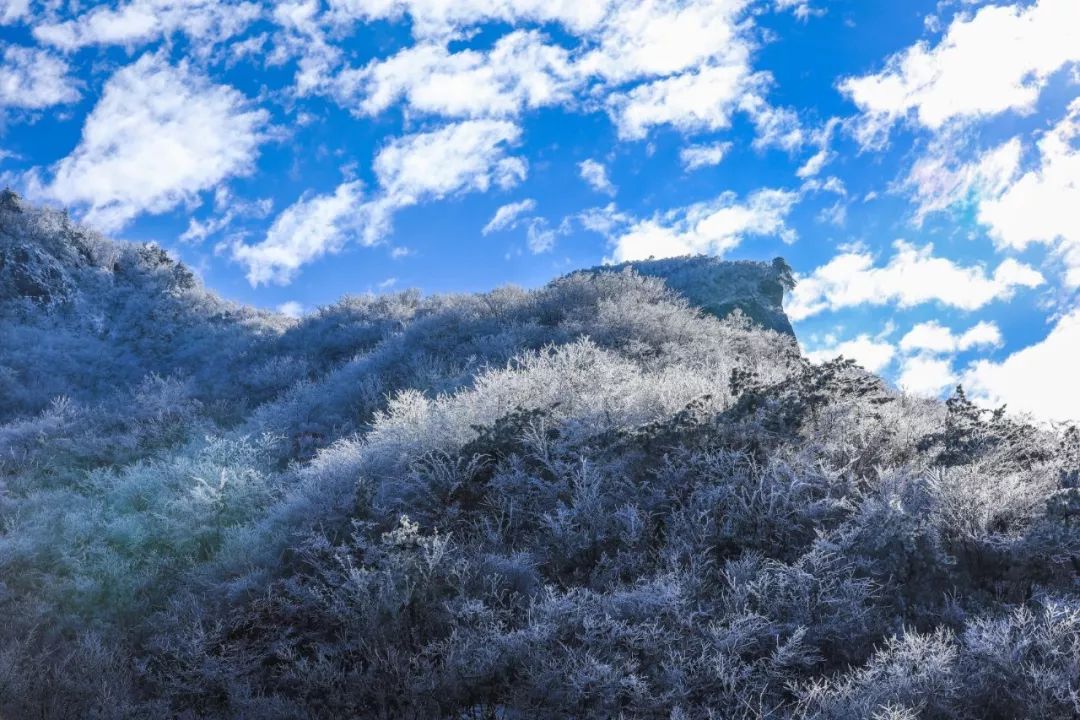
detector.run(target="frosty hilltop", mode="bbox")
[0,190,796,421]
[2,193,1080,719]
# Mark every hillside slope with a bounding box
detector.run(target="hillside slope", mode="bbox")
[1,197,1078,719]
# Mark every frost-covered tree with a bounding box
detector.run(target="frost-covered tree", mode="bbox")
[1,195,1078,718]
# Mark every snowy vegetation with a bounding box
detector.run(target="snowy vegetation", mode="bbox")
[2,195,1079,718]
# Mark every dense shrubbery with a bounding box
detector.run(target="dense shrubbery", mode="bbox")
[2,201,1079,718]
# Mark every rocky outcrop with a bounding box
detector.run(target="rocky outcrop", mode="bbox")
[578,255,796,336]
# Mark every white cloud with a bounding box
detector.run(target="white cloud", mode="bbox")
[327,0,766,142]
[525,218,556,253]
[231,120,525,284]
[801,175,846,196]
[483,198,536,235]
[816,201,846,227]
[905,136,1023,221]
[805,335,896,373]
[908,99,1080,285]
[963,309,1080,422]
[740,92,804,151]
[899,320,1002,354]
[680,141,732,170]
[976,99,1080,286]
[180,191,273,243]
[365,119,526,241]
[328,0,751,79]
[321,0,790,146]
[0,46,80,109]
[334,30,576,118]
[232,181,363,286]
[775,0,822,21]
[796,118,840,178]
[796,148,831,179]
[576,202,632,237]
[605,188,799,262]
[326,0,613,40]
[607,64,751,140]
[269,0,343,95]
[898,355,957,398]
[0,0,28,24]
[374,120,525,205]
[579,159,615,195]
[841,0,1080,145]
[29,54,269,232]
[34,0,262,52]
[576,0,751,82]
[787,240,1045,321]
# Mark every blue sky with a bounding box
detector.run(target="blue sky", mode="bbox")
[1,0,1078,421]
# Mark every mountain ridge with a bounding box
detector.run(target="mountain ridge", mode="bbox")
[2,191,1077,720]
[1,190,797,336]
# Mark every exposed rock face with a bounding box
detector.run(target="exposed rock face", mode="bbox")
[578,255,796,336]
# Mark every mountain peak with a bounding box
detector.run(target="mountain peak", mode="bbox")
[578,255,796,335]
[0,188,26,213]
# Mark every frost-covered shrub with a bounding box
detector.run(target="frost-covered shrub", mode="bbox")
[2,200,1079,718]
[959,599,1080,718]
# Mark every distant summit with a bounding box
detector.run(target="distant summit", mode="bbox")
[577,255,796,336]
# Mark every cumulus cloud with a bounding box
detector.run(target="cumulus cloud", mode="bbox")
[963,309,1080,422]
[680,141,732,170]
[899,320,1003,354]
[898,354,958,398]
[976,99,1080,286]
[333,30,576,118]
[0,46,80,109]
[607,64,751,140]
[33,0,262,52]
[365,119,526,241]
[483,198,537,235]
[892,320,1003,399]
[232,181,363,286]
[578,159,615,195]
[909,99,1080,286]
[604,188,799,262]
[28,54,269,232]
[576,0,750,82]
[841,0,1080,145]
[786,240,1045,321]
[805,335,897,373]
[0,0,29,24]
[324,0,777,146]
